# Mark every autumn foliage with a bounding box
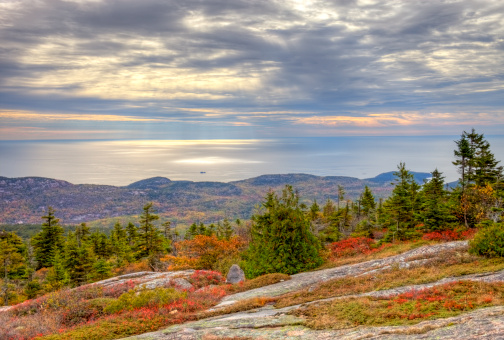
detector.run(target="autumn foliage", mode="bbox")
[162,235,245,271]
[422,229,476,242]
[330,237,378,258]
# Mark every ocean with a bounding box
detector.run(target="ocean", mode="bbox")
[1,136,503,186]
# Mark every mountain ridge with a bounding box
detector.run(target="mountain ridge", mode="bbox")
[0,171,432,225]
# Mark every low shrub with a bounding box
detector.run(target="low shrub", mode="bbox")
[188,270,225,289]
[330,237,376,258]
[331,237,373,256]
[422,229,477,242]
[101,279,138,298]
[469,222,504,257]
[104,287,187,314]
[293,280,504,329]
[60,298,113,326]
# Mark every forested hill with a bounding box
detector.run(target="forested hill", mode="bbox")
[0,171,431,225]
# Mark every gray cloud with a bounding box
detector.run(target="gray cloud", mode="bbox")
[0,0,503,138]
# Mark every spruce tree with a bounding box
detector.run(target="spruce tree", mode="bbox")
[138,203,163,258]
[32,207,65,269]
[45,249,69,290]
[184,222,200,240]
[65,232,95,286]
[453,135,472,190]
[244,185,322,277]
[417,169,454,231]
[361,186,376,216]
[384,163,421,240]
[0,231,25,306]
[216,219,233,240]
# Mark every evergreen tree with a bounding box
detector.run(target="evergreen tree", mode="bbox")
[216,219,233,240]
[138,203,163,258]
[322,199,335,219]
[384,163,421,240]
[244,186,322,277]
[0,231,25,306]
[161,221,173,253]
[417,169,454,231]
[75,223,91,247]
[308,200,320,221]
[32,207,65,269]
[184,223,199,240]
[197,222,207,236]
[361,186,376,216]
[337,185,345,210]
[126,222,139,258]
[65,232,94,286]
[454,129,503,186]
[45,249,69,290]
[90,258,112,281]
[90,231,112,258]
[110,222,132,266]
[205,223,216,236]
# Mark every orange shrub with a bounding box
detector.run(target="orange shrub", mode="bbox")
[162,235,245,271]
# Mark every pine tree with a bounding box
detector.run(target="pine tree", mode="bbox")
[244,186,322,277]
[0,231,25,306]
[361,186,376,216]
[337,185,345,210]
[138,203,163,258]
[75,223,90,247]
[184,223,198,240]
[90,258,112,281]
[65,232,95,286]
[216,219,233,240]
[45,249,69,290]
[453,133,474,190]
[32,207,65,269]
[126,222,139,258]
[309,200,320,221]
[110,222,132,268]
[417,169,454,231]
[90,231,112,258]
[322,199,335,219]
[384,163,421,240]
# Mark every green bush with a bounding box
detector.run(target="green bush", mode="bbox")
[104,287,186,314]
[469,222,504,257]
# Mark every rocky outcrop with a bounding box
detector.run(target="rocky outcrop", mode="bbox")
[88,270,195,290]
[123,305,504,339]
[121,240,504,339]
[213,241,469,309]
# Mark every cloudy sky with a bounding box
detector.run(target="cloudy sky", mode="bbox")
[1,0,503,140]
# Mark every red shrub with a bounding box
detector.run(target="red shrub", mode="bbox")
[188,270,225,289]
[330,237,375,258]
[422,229,477,242]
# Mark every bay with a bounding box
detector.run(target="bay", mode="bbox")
[1,136,503,186]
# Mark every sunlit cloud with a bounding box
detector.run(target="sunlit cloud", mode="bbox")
[0,110,160,122]
[294,111,504,127]
[0,0,503,139]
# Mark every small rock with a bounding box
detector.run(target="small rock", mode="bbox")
[226,264,245,284]
[172,278,193,291]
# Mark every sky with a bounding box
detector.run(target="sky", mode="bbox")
[1,0,504,140]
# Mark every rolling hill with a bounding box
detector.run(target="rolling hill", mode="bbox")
[0,171,432,226]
